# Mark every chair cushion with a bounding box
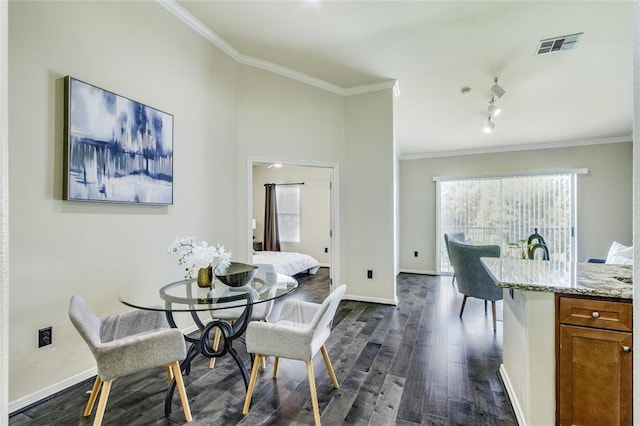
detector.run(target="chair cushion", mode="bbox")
[95,328,186,381]
[245,285,346,362]
[246,320,329,361]
[69,296,187,381]
[100,309,169,342]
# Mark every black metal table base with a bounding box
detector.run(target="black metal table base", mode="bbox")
[164,302,253,417]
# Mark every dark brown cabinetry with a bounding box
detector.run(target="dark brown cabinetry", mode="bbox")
[556,294,633,425]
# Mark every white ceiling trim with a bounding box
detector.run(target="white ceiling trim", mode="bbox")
[401,135,632,161]
[157,0,396,97]
[343,80,398,96]
[157,0,239,60]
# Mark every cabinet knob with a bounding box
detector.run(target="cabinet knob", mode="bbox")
[591,311,600,319]
[623,346,632,353]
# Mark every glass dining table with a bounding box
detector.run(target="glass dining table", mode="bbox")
[119,268,298,416]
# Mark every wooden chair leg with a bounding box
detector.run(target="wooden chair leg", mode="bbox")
[170,361,192,422]
[306,360,321,426]
[451,273,456,287]
[209,327,222,368]
[491,301,497,332]
[273,357,280,379]
[459,295,468,318]
[260,321,268,369]
[92,379,112,426]
[165,366,174,382]
[83,376,102,417]
[243,354,263,414]
[320,345,339,389]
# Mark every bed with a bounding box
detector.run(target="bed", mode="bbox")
[252,250,320,277]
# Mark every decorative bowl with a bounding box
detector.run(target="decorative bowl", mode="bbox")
[214,262,258,287]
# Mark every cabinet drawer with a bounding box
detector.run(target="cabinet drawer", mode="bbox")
[558,296,632,332]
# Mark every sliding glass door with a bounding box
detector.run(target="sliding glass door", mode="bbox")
[437,172,576,273]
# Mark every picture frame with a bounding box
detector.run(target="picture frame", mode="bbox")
[64,76,173,205]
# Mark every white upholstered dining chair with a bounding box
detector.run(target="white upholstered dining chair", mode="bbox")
[69,295,192,425]
[242,284,347,426]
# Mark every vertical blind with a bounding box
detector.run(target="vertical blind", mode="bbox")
[437,172,578,273]
[276,185,301,244]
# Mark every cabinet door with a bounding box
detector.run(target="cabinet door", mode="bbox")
[558,325,632,426]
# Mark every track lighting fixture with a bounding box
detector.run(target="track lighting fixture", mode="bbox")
[483,116,495,134]
[483,77,505,133]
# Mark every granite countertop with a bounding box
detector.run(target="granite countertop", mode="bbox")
[481,257,633,299]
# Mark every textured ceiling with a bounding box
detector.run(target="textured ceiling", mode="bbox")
[176,1,633,157]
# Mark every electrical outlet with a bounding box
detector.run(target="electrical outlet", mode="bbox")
[367,270,373,279]
[39,326,52,348]
[324,247,328,253]
[414,251,418,257]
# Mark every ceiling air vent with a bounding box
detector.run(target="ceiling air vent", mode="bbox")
[536,32,583,55]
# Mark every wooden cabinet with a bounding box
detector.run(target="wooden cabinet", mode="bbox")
[556,294,633,425]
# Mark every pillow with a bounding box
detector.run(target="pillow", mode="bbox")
[605,241,634,266]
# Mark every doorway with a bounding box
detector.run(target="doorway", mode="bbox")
[247,158,339,292]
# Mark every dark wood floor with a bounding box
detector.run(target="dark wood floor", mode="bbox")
[10,269,516,425]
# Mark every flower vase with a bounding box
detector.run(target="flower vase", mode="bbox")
[197,266,213,288]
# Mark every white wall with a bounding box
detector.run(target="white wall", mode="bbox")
[1,0,8,419]
[237,67,397,304]
[9,1,240,408]
[399,142,633,273]
[252,165,331,265]
[501,290,556,425]
[236,64,346,284]
[343,90,397,304]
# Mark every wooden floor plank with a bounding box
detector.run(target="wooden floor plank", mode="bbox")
[9,269,516,425]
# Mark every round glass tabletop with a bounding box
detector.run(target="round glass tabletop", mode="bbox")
[119,269,298,312]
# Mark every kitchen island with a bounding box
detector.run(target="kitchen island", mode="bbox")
[482,258,633,426]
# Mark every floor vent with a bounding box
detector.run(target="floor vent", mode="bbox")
[536,32,583,55]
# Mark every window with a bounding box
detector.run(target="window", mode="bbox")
[437,172,580,273]
[276,185,301,244]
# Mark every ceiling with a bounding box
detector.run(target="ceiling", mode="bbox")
[173,1,633,157]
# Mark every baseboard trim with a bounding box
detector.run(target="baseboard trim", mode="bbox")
[398,269,439,275]
[498,364,526,426]
[9,367,97,414]
[9,324,202,415]
[344,293,397,306]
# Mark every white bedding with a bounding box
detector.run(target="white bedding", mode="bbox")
[252,251,320,277]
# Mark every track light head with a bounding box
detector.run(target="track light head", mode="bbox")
[483,117,495,134]
[491,77,506,99]
[488,99,501,117]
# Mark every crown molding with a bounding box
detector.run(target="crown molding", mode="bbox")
[238,54,345,94]
[157,0,240,60]
[400,135,632,160]
[157,0,396,97]
[343,80,398,96]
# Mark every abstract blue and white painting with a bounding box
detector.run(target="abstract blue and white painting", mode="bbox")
[65,76,173,204]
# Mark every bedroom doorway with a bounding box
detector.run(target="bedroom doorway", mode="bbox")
[248,158,338,292]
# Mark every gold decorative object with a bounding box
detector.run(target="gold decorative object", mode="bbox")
[197,266,213,287]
